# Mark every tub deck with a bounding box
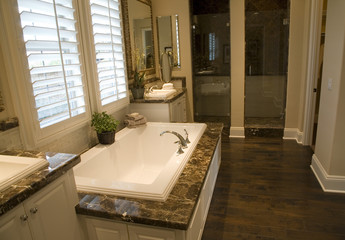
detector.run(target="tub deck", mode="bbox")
[75,122,223,230]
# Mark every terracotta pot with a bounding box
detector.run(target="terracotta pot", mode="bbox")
[97,131,115,144]
[132,88,145,99]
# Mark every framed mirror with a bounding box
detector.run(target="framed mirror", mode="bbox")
[156,15,181,69]
[121,0,155,78]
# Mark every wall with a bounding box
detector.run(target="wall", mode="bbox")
[285,0,310,133]
[151,0,194,121]
[230,0,245,134]
[314,0,345,176]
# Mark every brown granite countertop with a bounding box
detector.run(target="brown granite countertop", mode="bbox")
[0,150,80,216]
[130,88,185,104]
[75,122,223,230]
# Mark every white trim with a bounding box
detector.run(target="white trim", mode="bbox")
[283,128,303,144]
[311,154,345,193]
[229,127,245,138]
[302,0,324,146]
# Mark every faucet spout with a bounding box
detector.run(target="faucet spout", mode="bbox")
[160,130,188,148]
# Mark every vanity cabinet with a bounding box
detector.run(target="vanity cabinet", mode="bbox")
[0,170,81,240]
[130,93,187,123]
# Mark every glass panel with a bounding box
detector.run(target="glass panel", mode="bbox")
[244,0,289,131]
[191,0,231,126]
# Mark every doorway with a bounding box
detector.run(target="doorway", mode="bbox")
[244,0,290,137]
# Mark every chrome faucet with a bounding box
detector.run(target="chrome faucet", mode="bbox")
[160,130,188,149]
[184,129,191,144]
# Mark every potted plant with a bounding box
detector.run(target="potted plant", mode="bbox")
[131,70,145,99]
[91,112,119,144]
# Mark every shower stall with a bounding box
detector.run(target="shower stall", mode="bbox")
[244,0,290,135]
[191,0,230,127]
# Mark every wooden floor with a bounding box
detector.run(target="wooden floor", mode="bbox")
[202,136,345,240]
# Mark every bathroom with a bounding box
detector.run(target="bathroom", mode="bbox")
[1,0,345,239]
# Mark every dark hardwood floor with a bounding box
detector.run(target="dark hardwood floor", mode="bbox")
[202,136,345,240]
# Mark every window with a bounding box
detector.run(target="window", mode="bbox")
[1,0,129,146]
[17,0,87,129]
[89,0,128,107]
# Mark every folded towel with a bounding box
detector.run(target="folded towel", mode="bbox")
[125,113,144,121]
[124,116,147,128]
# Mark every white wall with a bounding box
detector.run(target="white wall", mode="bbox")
[151,0,194,122]
[314,0,345,176]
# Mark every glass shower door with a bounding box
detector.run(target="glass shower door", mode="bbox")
[244,0,290,133]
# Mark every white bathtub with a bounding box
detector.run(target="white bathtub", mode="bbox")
[74,122,207,201]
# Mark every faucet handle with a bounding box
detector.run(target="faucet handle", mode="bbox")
[184,129,191,144]
[174,141,184,155]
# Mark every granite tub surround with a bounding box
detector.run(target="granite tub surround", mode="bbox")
[76,122,223,230]
[0,150,80,216]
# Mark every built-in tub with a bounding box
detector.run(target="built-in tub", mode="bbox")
[74,122,206,201]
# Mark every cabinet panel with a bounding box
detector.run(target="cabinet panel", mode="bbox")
[128,225,175,240]
[84,217,129,240]
[0,205,32,240]
[24,173,81,240]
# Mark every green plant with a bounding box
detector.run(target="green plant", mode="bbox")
[133,70,145,89]
[91,112,119,134]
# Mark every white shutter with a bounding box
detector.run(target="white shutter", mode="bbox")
[89,0,127,107]
[17,0,86,128]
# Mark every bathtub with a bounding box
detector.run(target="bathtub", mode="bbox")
[74,122,207,201]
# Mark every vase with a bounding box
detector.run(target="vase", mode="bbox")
[97,131,115,144]
[132,88,145,99]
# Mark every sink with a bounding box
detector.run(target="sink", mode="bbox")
[0,155,49,192]
[145,89,177,99]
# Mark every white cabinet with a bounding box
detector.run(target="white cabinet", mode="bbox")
[128,225,176,240]
[0,205,32,240]
[130,93,187,123]
[83,217,129,240]
[0,170,81,240]
[169,94,187,122]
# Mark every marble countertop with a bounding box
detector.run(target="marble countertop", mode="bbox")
[0,150,80,216]
[76,122,223,230]
[130,88,185,104]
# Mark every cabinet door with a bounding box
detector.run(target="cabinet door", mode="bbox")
[0,205,32,240]
[84,217,129,240]
[128,225,175,240]
[24,173,81,240]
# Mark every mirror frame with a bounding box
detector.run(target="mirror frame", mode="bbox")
[121,0,155,79]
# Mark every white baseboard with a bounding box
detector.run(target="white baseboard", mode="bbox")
[311,154,345,193]
[229,127,245,138]
[283,128,303,144]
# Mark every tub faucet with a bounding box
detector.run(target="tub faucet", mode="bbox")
[160,131,188,149]
[184,129,191,144]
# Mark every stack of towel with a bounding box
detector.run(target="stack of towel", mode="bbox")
[124,112,147,128]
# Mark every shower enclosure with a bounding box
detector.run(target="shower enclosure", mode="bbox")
[191,0,230,127]
[244,0,290,135]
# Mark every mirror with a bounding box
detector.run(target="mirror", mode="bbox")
[121,0,155,78]
[156,15,181,69]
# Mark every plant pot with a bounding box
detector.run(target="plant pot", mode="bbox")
[97,131,115,144]
[132,88,145,99]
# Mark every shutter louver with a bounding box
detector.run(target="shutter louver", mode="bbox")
[90,0,127,106]
[17,0,86,128]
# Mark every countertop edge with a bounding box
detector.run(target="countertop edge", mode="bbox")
[0,151,80,216]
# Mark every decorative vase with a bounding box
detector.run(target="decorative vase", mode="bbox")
[97,131,115,144]
[132,88,145,99]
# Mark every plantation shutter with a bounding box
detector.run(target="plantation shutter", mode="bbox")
[89,0,127,106]
[17,0,86,128]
